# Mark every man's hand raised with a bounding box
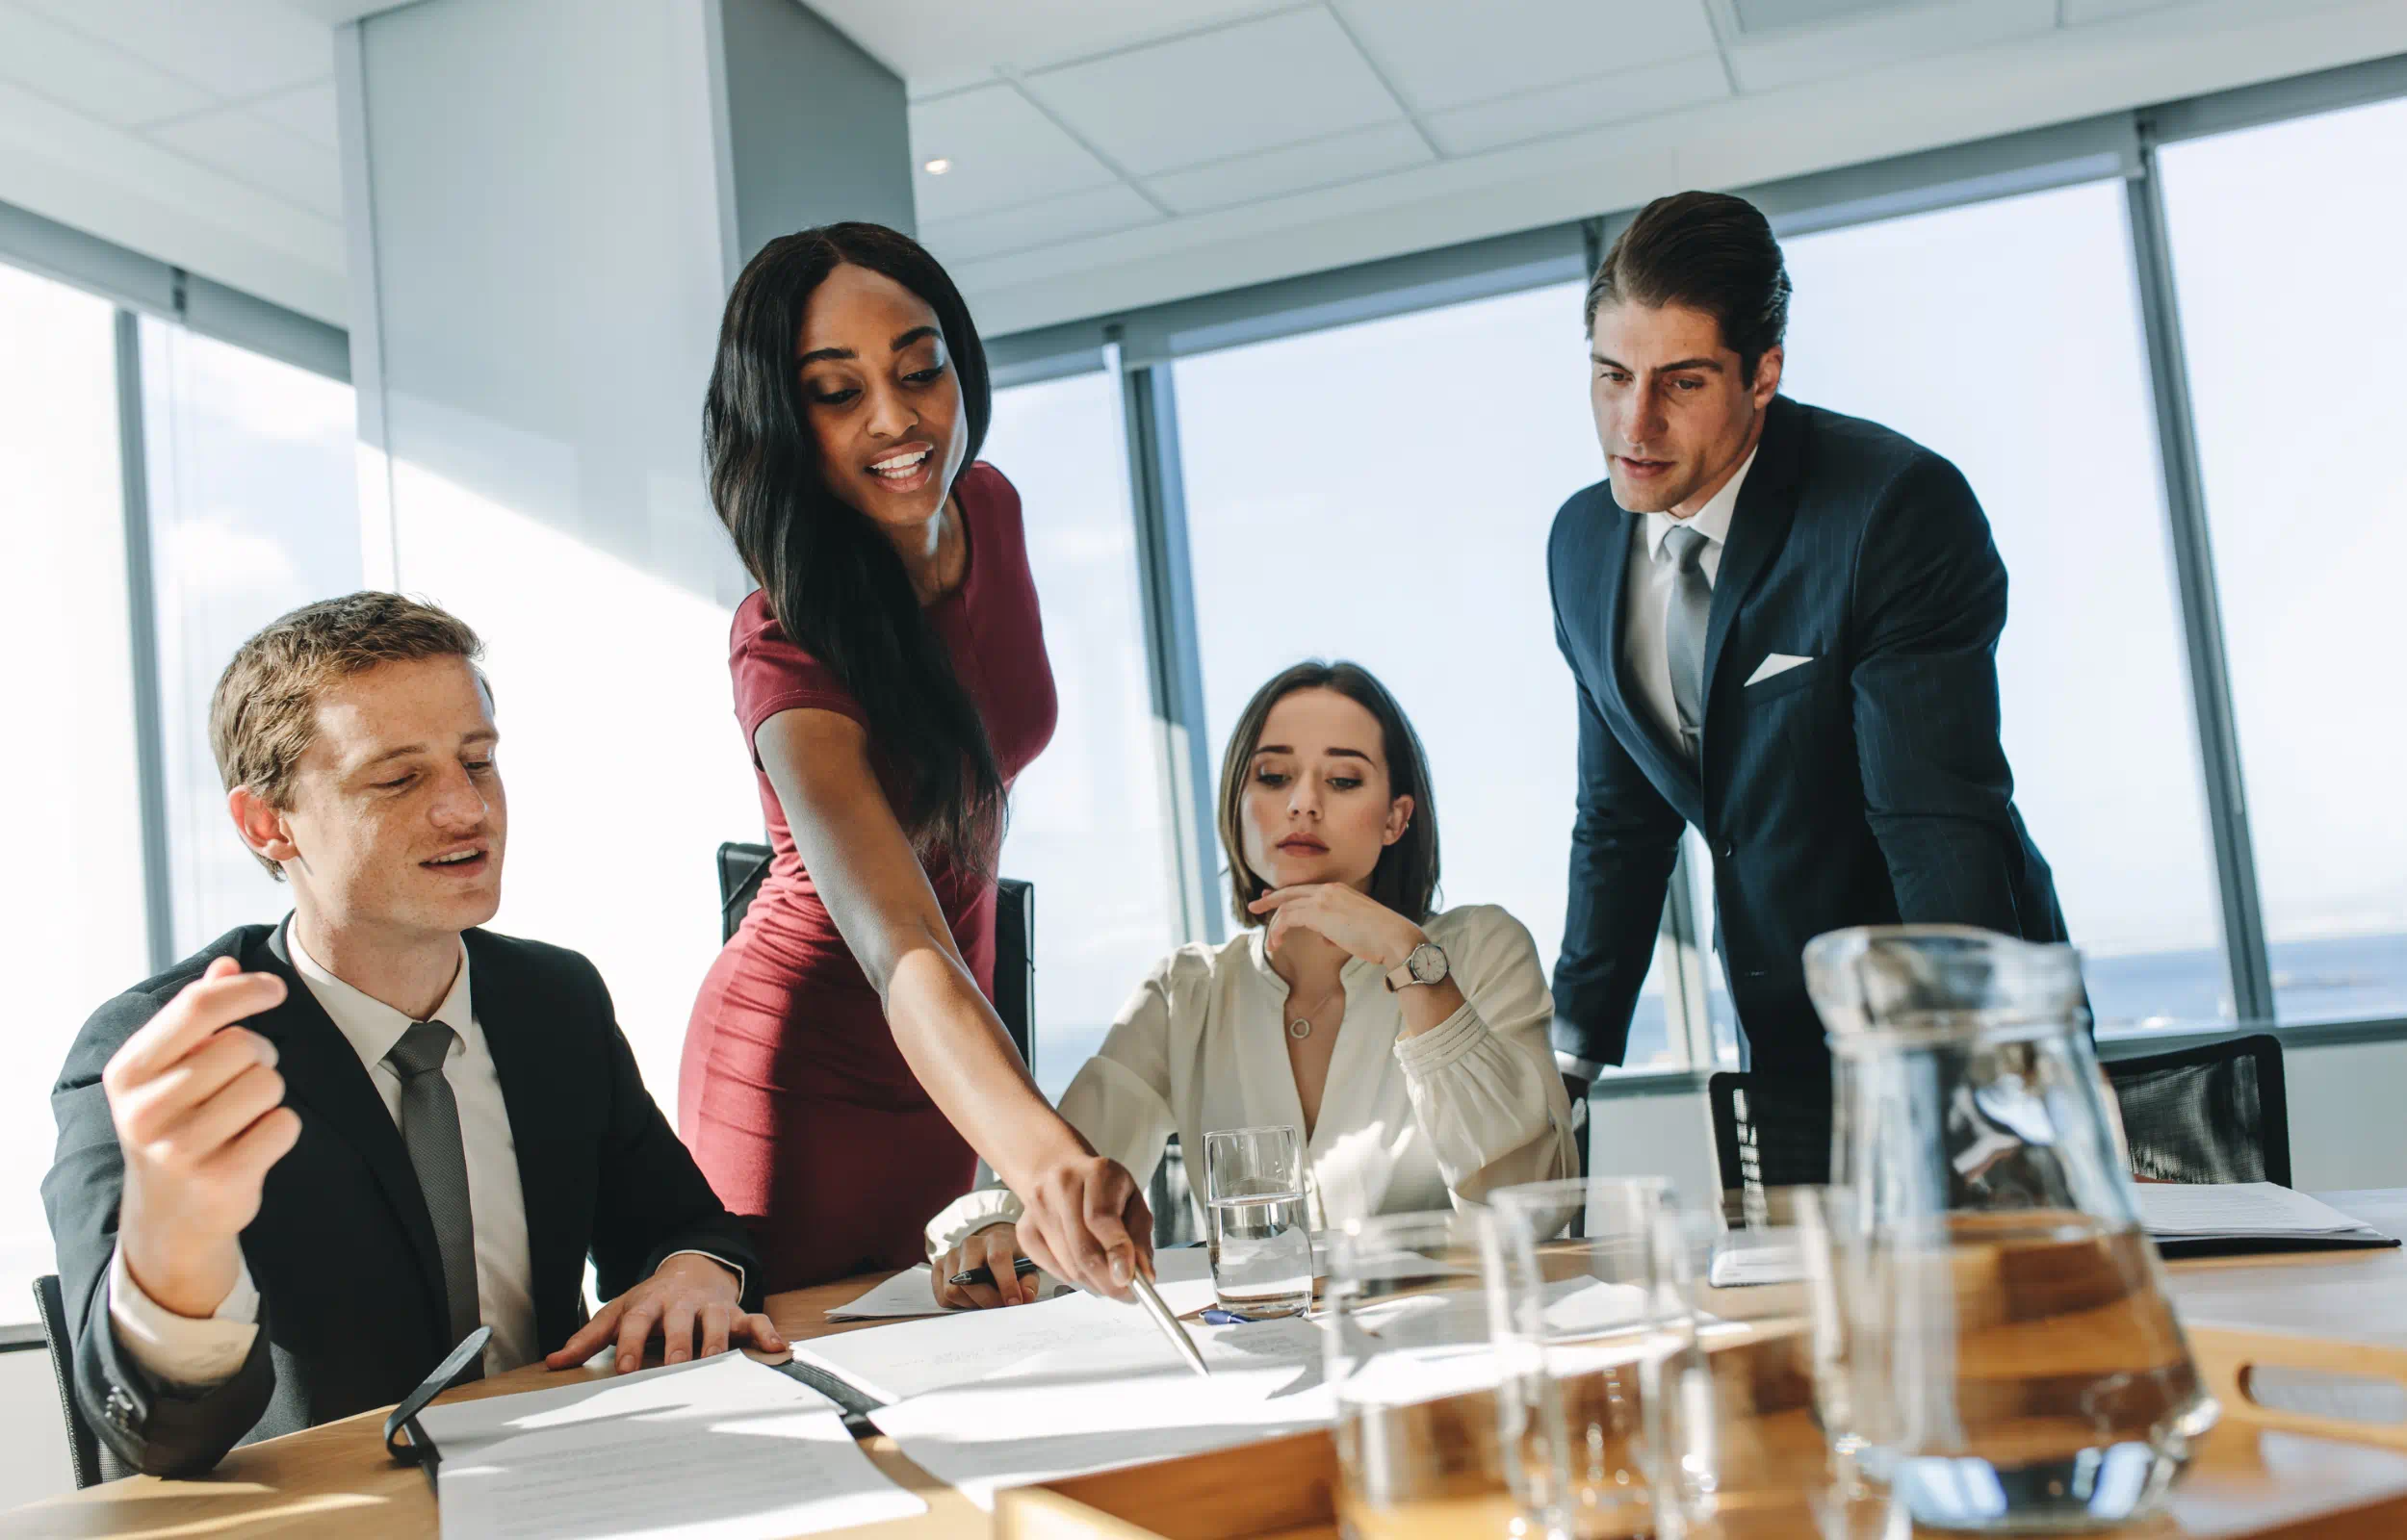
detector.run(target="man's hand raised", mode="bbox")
[103,957,301,1319]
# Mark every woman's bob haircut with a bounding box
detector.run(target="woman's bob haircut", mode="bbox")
[1216,659,1440,929]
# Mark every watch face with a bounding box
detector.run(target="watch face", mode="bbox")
[1409,943,1446,985]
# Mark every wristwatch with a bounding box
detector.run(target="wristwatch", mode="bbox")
[1385,940,1449,992]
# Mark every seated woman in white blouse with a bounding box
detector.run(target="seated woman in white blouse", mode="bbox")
[928,660,1576,1307]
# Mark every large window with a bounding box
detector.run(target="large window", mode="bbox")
[987,372,1183,1097]
[1777,180,2228,1030]
[1174,285,1683,1068]
[2160,94,2407,1025]
[141,319,364,954]
[0,264,150,1313]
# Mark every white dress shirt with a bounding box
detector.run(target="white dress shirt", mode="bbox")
[108,928,741,1389]
[1620,446,1758,747]
[924,905,1577,1257]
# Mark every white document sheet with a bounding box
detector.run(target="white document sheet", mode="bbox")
[869,1314,1333,1509]
[420,1353,924,1540]
[829,1248,1218,1321]
[2135,1182,2365,1238]
[793,1275,1221,1403]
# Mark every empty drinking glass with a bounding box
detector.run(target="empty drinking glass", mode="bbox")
[1204,1124,1312,1318]
[1483,1177,1697,1540]
[1327,1210,1525,1540]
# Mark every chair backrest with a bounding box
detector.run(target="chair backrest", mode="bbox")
[716,840,773,944]
[2102,1033,2291,1187]
[994,878,1034,1076]
[1150,1136,1202,1248]
[1706,1071,1834,1209]
[33,1273,109,1489]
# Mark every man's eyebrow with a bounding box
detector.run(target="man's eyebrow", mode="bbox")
[799,326,941,368]
[355,731,498,771]
[1592,353,1725,373]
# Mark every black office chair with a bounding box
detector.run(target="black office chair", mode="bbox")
[716,839,773,943]
[712,841,1036,1073]
[2101,1033,2291,1187]
[1150,1138,1201,1248]
[1707,1070,1834,1202]
[34,1274,123,1489]
[1706,1034,2293,1200]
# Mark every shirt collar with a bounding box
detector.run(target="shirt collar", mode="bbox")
[286,920,475,1072]
[1644,444,1759,562]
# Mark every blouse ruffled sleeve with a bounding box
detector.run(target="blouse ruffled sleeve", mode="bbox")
[1390,907,1578,1205]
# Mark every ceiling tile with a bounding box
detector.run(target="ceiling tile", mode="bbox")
[909,84,1119,222]
[2059,0,2191,19]
[248,79,337,148]
[1146,119,1433,215]
[0,3,220,128]
[1333,0,1720,113]
[921,181,1163,265]
[19,0,332,101]
[1723,0,2058,92]
[147,107,342,219]
[1426,53,1731,156]
[800,0,1283,99]
[1020,8,1404,176]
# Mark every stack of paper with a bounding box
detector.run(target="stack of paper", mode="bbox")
[415,1353,924,1540]
[793,1275,1221,1403]
[2135,1182,2383,1247]
[868,1314,1332,1509]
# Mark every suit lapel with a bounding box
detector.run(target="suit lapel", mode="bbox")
[463,931,579,1348]
[1701,396,1805,721]
[1592,495,1706,823]
[254,923,448,1336]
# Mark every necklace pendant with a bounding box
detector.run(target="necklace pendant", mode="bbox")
[1287,1018,1311,1040]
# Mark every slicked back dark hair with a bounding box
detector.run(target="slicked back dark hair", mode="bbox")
[1217,660,1440,929]
[705,222,1002,873]
[1585,191,1792,384]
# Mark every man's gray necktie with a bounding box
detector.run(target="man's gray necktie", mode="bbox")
[1661,524,1714,760]
[384,1021,482,1371]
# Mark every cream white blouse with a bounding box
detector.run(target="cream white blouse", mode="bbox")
[925,904,1577,1257]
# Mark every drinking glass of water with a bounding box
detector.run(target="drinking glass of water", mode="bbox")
[1203,1124,1312,1318]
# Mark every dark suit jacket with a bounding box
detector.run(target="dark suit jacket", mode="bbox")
[1548,394,2067,1075]
[44,922,761,1476]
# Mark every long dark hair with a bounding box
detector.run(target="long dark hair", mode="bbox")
[706,223,1002,869]
[1217,660,1441,928]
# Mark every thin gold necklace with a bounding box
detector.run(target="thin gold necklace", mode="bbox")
[1285,977,1346,1041]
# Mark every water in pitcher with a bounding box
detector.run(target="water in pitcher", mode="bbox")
[1833,1211,2214,1532]
[1207,1189,1312,1317]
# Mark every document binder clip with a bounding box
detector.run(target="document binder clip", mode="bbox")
[384,1325,493,1476]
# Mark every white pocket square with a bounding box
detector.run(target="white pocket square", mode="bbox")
[1745,654,1814,686]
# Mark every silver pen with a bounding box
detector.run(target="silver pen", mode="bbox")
[1126,1269,1211,1377]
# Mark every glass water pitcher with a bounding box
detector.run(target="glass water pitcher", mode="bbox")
[1802,925,2217,1533]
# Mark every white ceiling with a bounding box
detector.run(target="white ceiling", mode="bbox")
[0,0,2402,335]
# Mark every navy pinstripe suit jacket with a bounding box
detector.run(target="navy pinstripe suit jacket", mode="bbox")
[1546,394,2067,1075]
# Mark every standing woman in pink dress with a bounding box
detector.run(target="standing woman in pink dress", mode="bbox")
[681,223,1149,1297]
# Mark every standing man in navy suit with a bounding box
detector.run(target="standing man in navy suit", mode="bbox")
[1548,191,2067,1087]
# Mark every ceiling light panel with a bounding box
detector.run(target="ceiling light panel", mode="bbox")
[909,84,1121,222]
[1019,8,1405,176]
[1424,52,1731,156]
[1333,0,1720,114]
[1145,119,1434,215]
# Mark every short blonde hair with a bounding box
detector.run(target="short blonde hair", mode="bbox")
[208,592,487,877]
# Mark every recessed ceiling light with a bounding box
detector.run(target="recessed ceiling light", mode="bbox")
[922,158,952,175]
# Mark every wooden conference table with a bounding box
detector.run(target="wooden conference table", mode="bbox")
[9,1190,2407,1540]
